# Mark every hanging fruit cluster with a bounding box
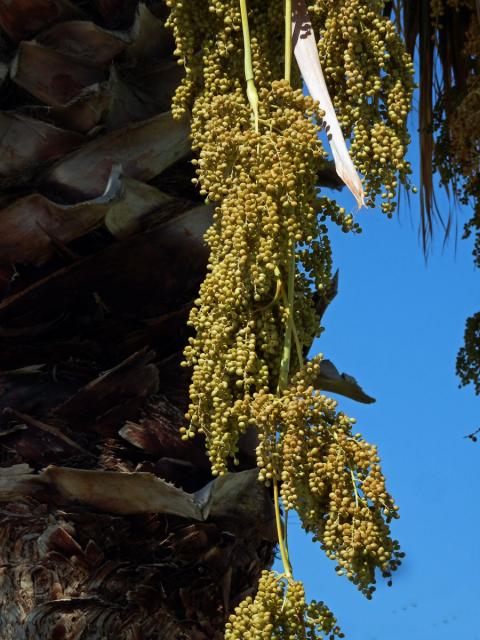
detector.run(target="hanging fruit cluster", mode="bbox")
[167,0,412,636]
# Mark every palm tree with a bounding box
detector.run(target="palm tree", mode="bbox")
[386,0,479,245]
[386,0,480,396]
[6,0,474,636]
[0,2,277,637]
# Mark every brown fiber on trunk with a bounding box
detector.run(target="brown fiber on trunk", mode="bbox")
[0,2,276,637]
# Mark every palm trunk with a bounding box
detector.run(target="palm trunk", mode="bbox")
[0,2,275,637]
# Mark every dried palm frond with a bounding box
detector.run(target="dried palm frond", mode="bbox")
[387,0,478,251]
[292,0,365,208]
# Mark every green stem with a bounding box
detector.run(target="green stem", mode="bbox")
[272,251,296,580]
[276,250,295,394]
[269,0,295,580]
[239,0,259,132]
[292,319,303,368]
[284,0,292,83]
[284,507,290,560]
[255,278,283,314]
[278,279,303,368]
[273,478,293,578]
[350,468,359,508]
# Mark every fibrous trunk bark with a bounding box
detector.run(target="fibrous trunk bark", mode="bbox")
[0,2,276,637]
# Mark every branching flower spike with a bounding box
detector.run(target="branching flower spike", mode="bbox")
[166,0,412,636]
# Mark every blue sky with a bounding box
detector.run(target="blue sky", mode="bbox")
[275,142,480,637]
